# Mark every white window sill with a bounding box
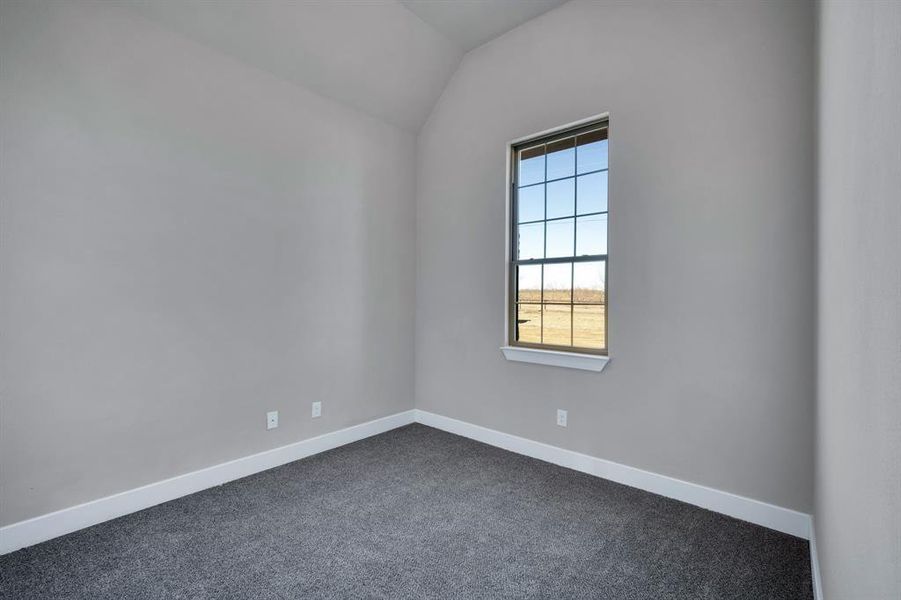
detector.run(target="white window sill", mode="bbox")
[500,346,610,372]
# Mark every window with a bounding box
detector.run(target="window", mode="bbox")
[508,119,609,360]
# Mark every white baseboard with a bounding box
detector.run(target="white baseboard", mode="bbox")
[1,407,813,556]
[0,410,416,555]
[414,409,812,540]
[809,519,824,599]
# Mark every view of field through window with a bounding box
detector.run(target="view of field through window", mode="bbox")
[513,124,608,351]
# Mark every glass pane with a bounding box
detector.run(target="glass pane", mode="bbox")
[542,303,572,346]
[576,214,607,256]
[573,261,605,303]
[576,171,607,215]
[546,137,575,180]
[546,218,574,258]
[517,222,544,260]
[516,304,541,344]
[573,305,605,349]
[518,145,545,186]
[518,184,544,223]
[516,264,542,303]
[542,263,572,304]
[546,178,574,220]
[576,128,608,174]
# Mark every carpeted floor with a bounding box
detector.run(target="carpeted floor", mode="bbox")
[0,424,812,599]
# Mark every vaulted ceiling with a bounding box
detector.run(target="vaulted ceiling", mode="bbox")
[130,0,567,132]
[400,0,566,52]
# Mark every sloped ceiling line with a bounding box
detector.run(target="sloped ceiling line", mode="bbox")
[130,0,567,134]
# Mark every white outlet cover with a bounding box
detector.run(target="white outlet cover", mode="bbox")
[312,401,322,418]
[267,411,279,430]
[556,409,567,427]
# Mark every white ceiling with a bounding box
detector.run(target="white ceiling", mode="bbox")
[131,0,462,132]
[400,0,567,52]
[130,0,566,132]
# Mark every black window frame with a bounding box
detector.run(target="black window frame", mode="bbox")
[508,118,609,355]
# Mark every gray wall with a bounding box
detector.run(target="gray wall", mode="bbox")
[415,0,816,512]
[0,1,415,526]
[816,1,901,597]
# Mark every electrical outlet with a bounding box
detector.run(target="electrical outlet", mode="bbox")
[556,409,568,427]
[267,411,279,430]
[312,401,322,418]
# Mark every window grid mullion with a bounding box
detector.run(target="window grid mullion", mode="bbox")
[517,302,605,306]
[517,302,605,305]
[517,167,609,189]
[571,140,578,348]
[513,254,607,267]
[519,209,608,227]
[541,143,547,344]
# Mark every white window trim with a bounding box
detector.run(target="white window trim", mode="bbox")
[500,345,610,372]
[501,112,611,373]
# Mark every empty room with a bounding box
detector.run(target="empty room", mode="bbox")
[1,0,899,598]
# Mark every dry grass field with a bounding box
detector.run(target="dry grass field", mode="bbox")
[516,288,606,349]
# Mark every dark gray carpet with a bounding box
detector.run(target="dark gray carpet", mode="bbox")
[0,424,812,599]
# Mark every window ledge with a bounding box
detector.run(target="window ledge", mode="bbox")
[500,346,610,372]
